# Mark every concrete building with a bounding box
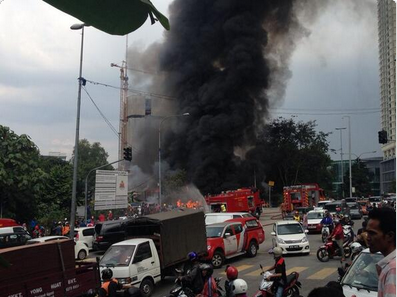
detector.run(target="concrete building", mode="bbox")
[377,0,396,193]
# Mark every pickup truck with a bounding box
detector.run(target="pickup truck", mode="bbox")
[0,239,100,297]
[205,217,265,268]
[99,209,207,297]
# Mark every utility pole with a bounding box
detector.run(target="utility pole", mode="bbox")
[336,127,346,198]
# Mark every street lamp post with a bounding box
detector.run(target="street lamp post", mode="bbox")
[342,116,352,198]
[70,23,88,239]
[335,127,346,198]
[158,113,190,211]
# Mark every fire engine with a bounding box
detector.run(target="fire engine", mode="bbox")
[205,188,264,218]
[283,183,326,212]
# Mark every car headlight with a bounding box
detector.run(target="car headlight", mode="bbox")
[207,245,211,250]
[277,238,285,244]
[301,237,308,243]
[117,277,132,285]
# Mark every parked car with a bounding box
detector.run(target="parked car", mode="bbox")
[74,227,95,250]
[27,236,89,260]
[341,248,383,297]
[205,217,265,268]
[306,210,326,233]
[0,226,31,249]
[271,221,310,255]
[204,212,254,225]
[347,203,363,220]
[323,200,343,216]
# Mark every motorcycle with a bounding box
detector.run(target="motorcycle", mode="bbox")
[316,238,352,262]
[343,225,355,244]
[349,241,364,261]
[253,265,301,297]
[321,224,331,243]
[167,278,196,297]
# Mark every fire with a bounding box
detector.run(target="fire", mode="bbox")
[176,199,201,209]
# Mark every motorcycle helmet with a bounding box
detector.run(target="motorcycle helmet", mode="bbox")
[200,263,214,276]
[334,218,340,224]
[187,251,198,262]
[225,265,239,280]
[272,247,283,257]
[101,268,113,280]
[232,279,248,295]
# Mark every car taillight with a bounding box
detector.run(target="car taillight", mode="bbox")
[96,235,103,242]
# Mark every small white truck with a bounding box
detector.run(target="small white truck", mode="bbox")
[99,209,207,297]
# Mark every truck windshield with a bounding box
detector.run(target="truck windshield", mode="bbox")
[100,245,136,267]
[341,252,383,291]
[206,226,225,238]
[277,224,303,235]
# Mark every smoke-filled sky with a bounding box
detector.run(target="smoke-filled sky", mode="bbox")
[0,0,383,169]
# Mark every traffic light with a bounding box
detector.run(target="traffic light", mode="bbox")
[378,130,388,144]
[123,147,132,161]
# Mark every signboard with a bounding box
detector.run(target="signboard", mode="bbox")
[268,181,275,187]
[95,170,128,210]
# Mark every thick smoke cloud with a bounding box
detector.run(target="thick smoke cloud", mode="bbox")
[127,0,323,195]
[158,0,311,194]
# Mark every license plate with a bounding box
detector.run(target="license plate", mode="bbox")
[308,226,316,229]
[289,245,300,249]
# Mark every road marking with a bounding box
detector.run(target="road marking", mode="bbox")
[307,268,336,280]
[246,266,271,276]
[220,264,253,275]
[286,267,308,275]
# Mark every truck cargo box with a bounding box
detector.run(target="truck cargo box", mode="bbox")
[125,209,207,269]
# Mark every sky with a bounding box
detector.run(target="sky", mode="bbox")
[0,0,386,163]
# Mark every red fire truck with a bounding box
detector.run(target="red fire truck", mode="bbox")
[283,183,326,212]
[205,188,264,218]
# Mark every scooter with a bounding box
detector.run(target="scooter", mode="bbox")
[317,238,352,262]
[321,224,331,243]
[167,278,195,297]
[253,264,301,297]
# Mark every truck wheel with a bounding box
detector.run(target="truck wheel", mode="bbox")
[211,251,224,268]
[247,240,258,257]
[140,278,154,297]
[77,249,87,260]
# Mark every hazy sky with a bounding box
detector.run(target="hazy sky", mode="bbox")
[0,0,384,162]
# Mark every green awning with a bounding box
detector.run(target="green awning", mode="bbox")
[42,0,170,35]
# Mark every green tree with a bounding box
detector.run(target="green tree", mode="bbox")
[0,126,45,222]
[70,139,113,206]
[163,169,187,197]
[249,118,333,195]
[37,156,73,226]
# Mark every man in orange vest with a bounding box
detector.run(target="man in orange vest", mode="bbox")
[99,269,137,297]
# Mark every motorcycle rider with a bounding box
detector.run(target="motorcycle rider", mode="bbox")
[330,218,345,261]
[178,252,204,295]
[225,265,239,297]
[231,279,248,297]
[266,247,287,297]
[293,211,301,222]
[199,264,218,297]
[320,211,334,233]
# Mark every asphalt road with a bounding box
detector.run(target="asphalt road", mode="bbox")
[90,208,364,297]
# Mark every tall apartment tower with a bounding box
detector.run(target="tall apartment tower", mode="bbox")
[377,0,396,193]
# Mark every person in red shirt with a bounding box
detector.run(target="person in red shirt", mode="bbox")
[98,213,106,222]
[330,219,345,261]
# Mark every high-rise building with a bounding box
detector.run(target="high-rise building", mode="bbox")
[377,0,396,193]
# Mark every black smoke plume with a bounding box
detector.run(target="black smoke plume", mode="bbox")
[155,0,310,195]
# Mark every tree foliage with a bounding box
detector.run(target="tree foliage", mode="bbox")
[0,126,44,222]
[343,160,372,197]
[71,139,113,206]
[248,118,333,195]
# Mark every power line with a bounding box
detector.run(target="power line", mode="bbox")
[272,110,380,116]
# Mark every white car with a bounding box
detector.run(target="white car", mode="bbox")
[74,227,95,250]
[271,221,310,255]
[27,236,89,260]
[306,210,326,233]
[341,248,383,297]
[314,200,334,210]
